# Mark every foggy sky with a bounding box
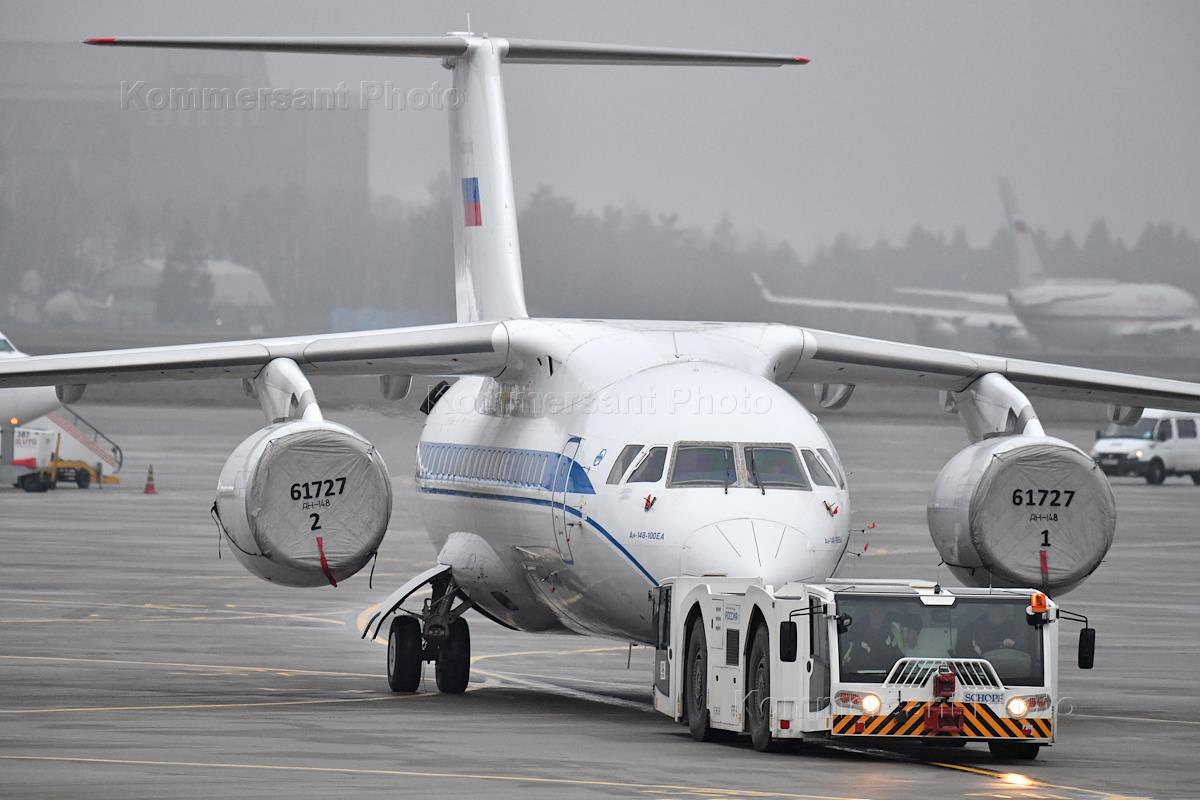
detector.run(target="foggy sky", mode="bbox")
[7,1,1200,257]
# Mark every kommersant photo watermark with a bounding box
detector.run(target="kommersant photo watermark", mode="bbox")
[119,80,460,112]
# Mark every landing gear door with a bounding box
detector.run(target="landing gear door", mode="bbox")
[651,584,673,715]
[551,436,584,565]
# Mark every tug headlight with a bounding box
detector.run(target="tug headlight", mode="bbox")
[1006,693,1051,718]
[835,691,883,715]
[1134,449,1144,460]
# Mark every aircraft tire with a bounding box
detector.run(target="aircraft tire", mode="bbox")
[988,741,1040,760]
[686,615,716,742]
[387,616,423,693]
[746,625,775,752]
[435,617,470,694]
[1145,460,1166,485]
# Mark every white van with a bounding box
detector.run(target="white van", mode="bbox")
[1090,409,1200,485]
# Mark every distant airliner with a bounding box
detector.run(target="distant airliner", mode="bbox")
[0,332,61,426]
[756,178,1200,354]
[0,34,1196,738]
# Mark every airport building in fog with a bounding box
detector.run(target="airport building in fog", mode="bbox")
[0,41,368,221]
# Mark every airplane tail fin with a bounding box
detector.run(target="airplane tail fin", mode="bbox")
[87,35,806,322]
[998,177,1046,288]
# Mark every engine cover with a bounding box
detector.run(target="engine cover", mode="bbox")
[927,436,1115,594]
[215,420,392,587]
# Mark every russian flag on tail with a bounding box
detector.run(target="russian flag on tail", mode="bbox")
[462,177,482,227]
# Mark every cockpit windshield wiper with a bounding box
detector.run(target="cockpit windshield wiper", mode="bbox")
[748,448,765,495]
[722,448,730,495]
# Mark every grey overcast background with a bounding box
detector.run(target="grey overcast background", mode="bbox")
[8,0,1200,256]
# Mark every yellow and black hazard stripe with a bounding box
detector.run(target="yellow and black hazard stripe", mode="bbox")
[833,701,1051,739]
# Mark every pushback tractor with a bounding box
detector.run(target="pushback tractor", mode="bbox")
[651,577,1095,759]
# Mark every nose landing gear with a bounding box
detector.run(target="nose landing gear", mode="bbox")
[384,572,473,694]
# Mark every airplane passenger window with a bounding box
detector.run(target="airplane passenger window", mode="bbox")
[669,444,736,487]
[802,449,838,487]
[816,448,846,489]
[627,446,668,483]
[744,445,810,490]
[606,444,644,485]
[1177,419,1197,439]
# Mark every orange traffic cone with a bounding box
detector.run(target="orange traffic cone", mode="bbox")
[143,464,157,494]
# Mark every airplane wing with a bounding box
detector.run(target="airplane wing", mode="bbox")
[1114,318,1200,338]
[753,274,1023,332]
[769,325,1200,413]
[0,322,507,390]
[893,287,1012,309]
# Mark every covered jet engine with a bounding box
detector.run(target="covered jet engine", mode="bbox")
[927,435,1115,595]
[215,419,392,586]
[213,357,394,588]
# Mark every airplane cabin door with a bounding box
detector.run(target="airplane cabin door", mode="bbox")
[551,436,584,564]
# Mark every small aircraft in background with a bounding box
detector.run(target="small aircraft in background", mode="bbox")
[757,178,1200,354]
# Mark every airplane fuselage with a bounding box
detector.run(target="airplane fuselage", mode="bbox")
[414,320,851,642]
[1010,281,1198,353]
[0,336,60,427]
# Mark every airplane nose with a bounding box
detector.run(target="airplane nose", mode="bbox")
[681,518,819,588]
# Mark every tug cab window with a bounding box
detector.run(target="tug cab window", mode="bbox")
[669,444,737,487]
[802,449,838,487]
[627,446,668,483]
[744,445,810,490]
[607,444,644,485]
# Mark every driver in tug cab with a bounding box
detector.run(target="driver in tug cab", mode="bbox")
[841,606,918,675]
[960,603,1018,657]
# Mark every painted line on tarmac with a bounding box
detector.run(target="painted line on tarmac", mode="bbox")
[0,755,869,800]
[1067,712,1200,727]
[0,691,444,715]
[926,761,1151,800]
[0,654,379,679]
[0,596,346,626]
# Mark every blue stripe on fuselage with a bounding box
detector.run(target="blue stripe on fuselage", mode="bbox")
[416,485,657,585]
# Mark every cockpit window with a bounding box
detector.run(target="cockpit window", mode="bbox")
[607,444,643,485]
[0,339,12,353]
[669,444,736,488]
[802,449,838,487]
[744,445,810,490]
[627,446,668,483]
[817,448,846,489]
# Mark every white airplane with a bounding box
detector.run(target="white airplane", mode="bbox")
[2,34,1199,725]
[0,331,61,427]
[756,178,1200,354]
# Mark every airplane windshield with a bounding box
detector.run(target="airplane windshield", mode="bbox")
[836,595,1044,687]
[745,445,810,489]
[1099,419,1155,440]
[0,339,13,353]
[670,444,736,487]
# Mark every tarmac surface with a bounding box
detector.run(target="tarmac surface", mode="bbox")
[1,402,1198,799]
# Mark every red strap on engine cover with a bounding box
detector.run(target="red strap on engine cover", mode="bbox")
[316,536,337,587]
